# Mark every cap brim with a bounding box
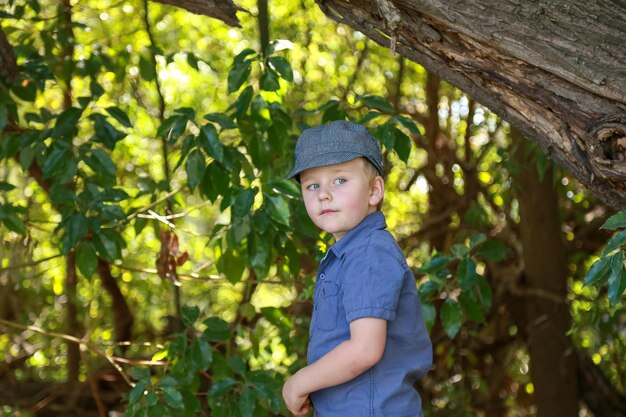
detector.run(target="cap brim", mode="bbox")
[286,152,365,180]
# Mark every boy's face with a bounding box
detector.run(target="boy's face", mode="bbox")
[299,159,384,241]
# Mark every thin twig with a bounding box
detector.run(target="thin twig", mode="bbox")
[0,253,63,271]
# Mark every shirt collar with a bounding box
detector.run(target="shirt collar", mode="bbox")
[329,211,387,258]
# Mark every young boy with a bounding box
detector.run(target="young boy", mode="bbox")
[282,120,432,416]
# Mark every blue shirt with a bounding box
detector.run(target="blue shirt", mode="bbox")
[308,211,432,417]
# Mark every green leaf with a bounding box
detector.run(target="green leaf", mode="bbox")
[162,387,184,410]
[157,115,187,140]
[88,148,117,178]
[208,377,237,398]
[1,210,26,234]
[260,69,280,91]
[181,305,200,327]
[469,233,487,249]
[235,86,254,117]
[608,267,626,306]
[42,146,68,179]
[393,127,412,162]
[198,124,224,162]
[204,112,237,129]
[378,123,396,149]
[457,257,477,291]
[138,54,156,82]
[602,230,626,256]
[358,95,396,113]
[421,303,436,332]
[393,115,422,137]
[106,106,132,128]
[584,256,612,287]
[185,149,205,191]
[459,291,485,323]
[476,276,493,312]
[76,241,98,278]
[191,338,213,370]
[268,56,293,81]
[451,244,469,259]
[233,188,256,218]
[93,229,123,261]
[228,59,252,93]
[64,212,88,250]
[417,253,452,274]
[129,381,148,403]
[0,181,15,192]
[92,114,126,150]
[52,107,83,138]
[131,367,151,382]
[601,211,626,230]
[441,298,463,339]
[249,232,271,280]
[476,240,509,261]
[221,249,245,283]
[233,48,256,64]
[238,386,256,417]
[201,162,230,202]
[202,317,231,342]
[266,195,290,226]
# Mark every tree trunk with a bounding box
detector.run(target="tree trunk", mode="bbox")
[66,251,82,383]
[512,128,579,417]
[97,260,134,348]
[315,0,626,209]
[152,0,243,27]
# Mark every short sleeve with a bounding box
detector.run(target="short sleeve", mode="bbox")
[341,245,405,323]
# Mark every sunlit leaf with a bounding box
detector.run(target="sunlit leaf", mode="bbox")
[393,127,411,162]
[268,56,293,81]
[204,112,236,129]
[584,256,611,287]
[601,210,626,230]
[228,59,252,93]
[602,230,626,256]
[358,95,396,113]
[106,106,132,128]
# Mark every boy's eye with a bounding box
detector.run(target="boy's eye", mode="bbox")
[334,178,347,185]
[306,183,320,190]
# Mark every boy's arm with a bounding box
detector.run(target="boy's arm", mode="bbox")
[282,317,386,414]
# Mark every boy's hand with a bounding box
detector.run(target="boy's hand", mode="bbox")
[282,373,311,416]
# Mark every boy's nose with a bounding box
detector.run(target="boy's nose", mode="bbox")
[318,186,331,200]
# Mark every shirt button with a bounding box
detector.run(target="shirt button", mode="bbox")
[320,273,325,279]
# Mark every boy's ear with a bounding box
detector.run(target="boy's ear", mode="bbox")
[369,176,384,206]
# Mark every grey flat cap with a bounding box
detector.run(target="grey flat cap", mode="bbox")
[286,120,384,180]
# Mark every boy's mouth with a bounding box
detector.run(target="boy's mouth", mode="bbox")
[320,209,337,215]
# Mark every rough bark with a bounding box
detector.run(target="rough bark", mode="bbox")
[152,0,243,27]
[512,129,579,417]
[315,0,626,209]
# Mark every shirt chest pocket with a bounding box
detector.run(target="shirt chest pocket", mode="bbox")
[316,282,339,331]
